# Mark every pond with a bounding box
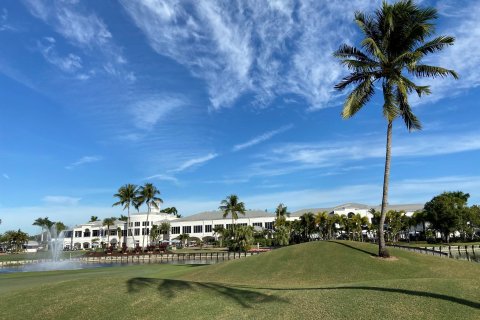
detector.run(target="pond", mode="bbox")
[0,259,217,274]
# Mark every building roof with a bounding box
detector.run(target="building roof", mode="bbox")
[176,210,274,222]
[371,203,424,212]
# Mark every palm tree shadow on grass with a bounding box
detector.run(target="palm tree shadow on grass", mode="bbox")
[241,285,480,310]
[329,240,378,257]
[126,277,288,308]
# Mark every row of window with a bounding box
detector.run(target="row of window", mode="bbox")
[128,221,151,227]
[170,222,274,234]
[72,221,275,237]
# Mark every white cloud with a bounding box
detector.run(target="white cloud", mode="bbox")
[233,124,293,151]
[2,173,10,179]
[65,155,102,170]
[130,96,188,131]
[143,174,179,184]
[120,0,376,110]
[37,37,83,73]
[42,195,81,206]
[23,0,132,81]
[171,153,218,173]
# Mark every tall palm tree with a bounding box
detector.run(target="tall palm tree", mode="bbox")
[33,217,53,245]
[113,184,139,248]
[159,222,171,242]
[103,217,116,248]
[136,183,163,249]
[90,216,99,222]
[219,194,246,235]
[334,0,457,257]
[161,207,179,217]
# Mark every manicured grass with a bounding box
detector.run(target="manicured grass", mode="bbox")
[0,251,86,262]
[0,241,479,319]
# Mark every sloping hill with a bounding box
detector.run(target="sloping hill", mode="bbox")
[182,241,480,287]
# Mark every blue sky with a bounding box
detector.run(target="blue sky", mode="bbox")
[1,0,479,234]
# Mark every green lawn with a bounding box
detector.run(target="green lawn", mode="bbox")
[0,241,479,319]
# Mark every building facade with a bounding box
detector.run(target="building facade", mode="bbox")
[62,202,424,249]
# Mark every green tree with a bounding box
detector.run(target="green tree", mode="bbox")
[299,212,316,241]
[176,233,190,247]
[150,225,160,245]
[274,203,290,228]
[235,225,254,252]
[103,217,116,248]
[113,184,139,248]
[54,221,67,234]
[424,191,470,243]
[161,207,180,217]
[273,225,291,246]
[118,215,128,222]
[334,0,457,257]
[2,229,29,253]
[33,217,54,247]
[219,195,246,237]
[213,225,225,247]
[136,183,163,248]
[159,222,171,242]
[90,216,99,222]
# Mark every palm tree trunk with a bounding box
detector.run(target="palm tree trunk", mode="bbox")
[379,120,392,258]
[107,226,110,249]
[128,206,136,249]
[143,203,149,250]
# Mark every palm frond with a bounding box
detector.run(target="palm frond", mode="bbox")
[341,78,374,119]
[334,72,377,91]
[382,81,399,121]
[414,36,455,55]
[361,38,387,63]
[396,82,422,131]
[398,75,431,97]
[411,64,459,79]
[333,44,375,63]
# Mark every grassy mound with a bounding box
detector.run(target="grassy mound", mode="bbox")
[0,241,479,320]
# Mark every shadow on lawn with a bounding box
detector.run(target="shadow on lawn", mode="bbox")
[126,277,288,308]
[329,241,377,257]
[244,285,480,310]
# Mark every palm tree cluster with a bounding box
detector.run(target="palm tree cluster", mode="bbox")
[335,0,458,257]
[0,229,29,253]
[112,183,164,248]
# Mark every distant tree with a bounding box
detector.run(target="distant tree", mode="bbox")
[103,217,116,248]
[118,215,128,222]
[350,214,369,242]
[161,207,179,217]
[176,233,190,247]
[2,229,29,253]
[33,217,54,245]
[299,212,316,241]
[235,225,254,252]
[274,203,290,227]
[150,225,160,245]
[273,225,291,246]
[385,210,406,242]
[315,211,329,239]
[136,183,163,248]
[334,0,458,257]
[213,225,225,247]
[113,184,139,248]
[90,216,99,222]
[424,191,470,243]
[219,195,246,237]
[159,222,171,242]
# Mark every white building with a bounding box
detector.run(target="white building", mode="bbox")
[62,202,424,249]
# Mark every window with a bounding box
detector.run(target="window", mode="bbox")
[110,229,116,236]
[142,228,150,235]
[238,223,247,227]
[83,229,91,237]
[193,225,203,233]
[265,222,274,230]
[142,221,149,226]
[205,225,212,233]
[134,228,140,236]
[128,229,132,236]
[122,230,127,236]
[171,226,180,234]
[64,231,73,238]
[182,226,191,234]
[253,222,262,228]
[214,224,224,230]
[135,222,140,227]
[92,230,99,237]
[75,231,82,238]
[129,222,133,227]
[226,224,233,230]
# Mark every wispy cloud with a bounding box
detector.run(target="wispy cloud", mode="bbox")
[42,195,81,206]
[130,95,188,131]
[37,37,83,73]
[233,124,293,151]
[171,153,218,173]
[0,8,15,32]
[247,131,480,178]
[65,156,102,170]
[143,174,179,184]
[23,0,133,81]
[120,0,376,110]
[2,173,10,179]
